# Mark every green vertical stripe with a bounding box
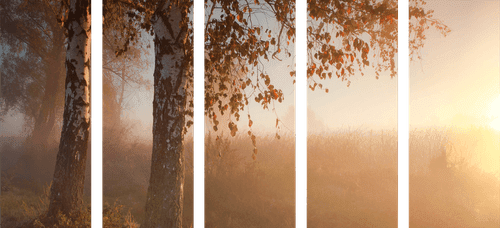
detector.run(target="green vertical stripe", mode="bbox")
[398,0,408,228]
[91,0,102,228]
[295,0,307,228]
[193,0,205,228]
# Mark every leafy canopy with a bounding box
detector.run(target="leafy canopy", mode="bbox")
[103,0,449,156]
[0,0,66,122]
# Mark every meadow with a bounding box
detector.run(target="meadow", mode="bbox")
[3,124,497,227]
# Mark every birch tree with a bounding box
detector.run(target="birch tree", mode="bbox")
[47,0,91,219]
[103,0,447,227]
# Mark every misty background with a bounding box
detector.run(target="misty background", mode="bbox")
[2,0,498,227]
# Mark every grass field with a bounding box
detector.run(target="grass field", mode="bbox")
[5,124,496,227]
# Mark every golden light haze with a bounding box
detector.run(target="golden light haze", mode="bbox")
[410,0,499,174]
[489,95,500,131]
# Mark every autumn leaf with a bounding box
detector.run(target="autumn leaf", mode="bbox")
[99,0,448,226]
[228,122,238,137]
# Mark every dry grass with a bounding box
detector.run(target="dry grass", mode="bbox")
[6,123,497,228]
[410,126,500,228]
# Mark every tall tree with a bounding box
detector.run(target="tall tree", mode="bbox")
[0,0,67,146]
[1,0,69,189]
[103,0,447,227]
[143,1,192,226]
[103,22,152,127]
[47,0,149,221]
[2,0,93,220]
[47,0,91,219]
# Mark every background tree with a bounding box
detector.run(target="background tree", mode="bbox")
[103,5,152,128]
[1,0,96,224]
[103,0,447,227]
[1,0,71,189]
[1,0,159,142]
[0,0,152,223]
[48,0,154,218]
[1,0,67,146]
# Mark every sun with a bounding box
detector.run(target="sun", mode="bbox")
[489,95,500,131]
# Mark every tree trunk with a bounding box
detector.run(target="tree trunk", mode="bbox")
[31,38,65,146]
[47,0,91,218]
[16,44,65,182]
[143,1,189,227]
[21,47,65,182]
[118,68,126,122]
[11,4,67,183]
[24,36,65,183]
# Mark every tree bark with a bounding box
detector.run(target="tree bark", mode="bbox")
[143,1,190,227]
[47,0,91,218]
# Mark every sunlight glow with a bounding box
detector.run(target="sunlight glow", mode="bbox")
[489,95,500,131]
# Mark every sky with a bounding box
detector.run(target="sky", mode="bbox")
[115,0,500,173]
[410,0,500,174]
[4,1,498,139]
[410,0,500,129]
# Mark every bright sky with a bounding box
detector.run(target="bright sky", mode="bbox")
[118,0,500,173]
[3,1,498,140]
[410,0,500,129]
[410,0,500,174]
[2,0,497,177]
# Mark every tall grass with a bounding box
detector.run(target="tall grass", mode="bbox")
[308,128,398,228]
[6,122,496,227]
[410,126,500,227]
